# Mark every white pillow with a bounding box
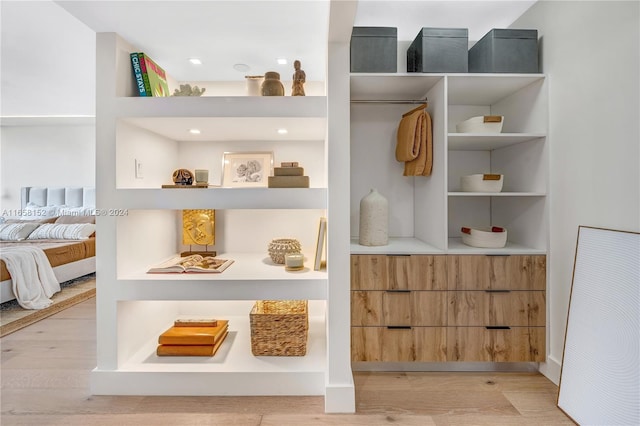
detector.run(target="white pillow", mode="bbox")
[0,223,41,241]
[27,223,96,240]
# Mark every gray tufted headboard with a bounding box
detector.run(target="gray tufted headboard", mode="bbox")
[21,187,96,209]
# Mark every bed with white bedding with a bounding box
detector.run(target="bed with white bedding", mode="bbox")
[0,187,97,305]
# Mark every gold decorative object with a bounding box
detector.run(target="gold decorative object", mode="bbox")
[268,238,301,264]
[182,209,216,256]
[291,60,306,96]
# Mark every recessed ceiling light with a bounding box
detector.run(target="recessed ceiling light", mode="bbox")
[189,129,201,134]
[277,128,288,134]
[233,63,250,72]
[277,58,287,65]
[189,58,202,65]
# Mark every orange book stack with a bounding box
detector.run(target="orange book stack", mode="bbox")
[156,319,229,356]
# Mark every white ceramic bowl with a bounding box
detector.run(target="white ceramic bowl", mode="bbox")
[456,116,504,133]
[460,174,504,192]
[461,226,507,248]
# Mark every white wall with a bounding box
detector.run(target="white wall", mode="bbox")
[1,1,95,116]
[1,1,96,215]
[116,121,179,188]
[511,1,640,383]
[0,125,95,211]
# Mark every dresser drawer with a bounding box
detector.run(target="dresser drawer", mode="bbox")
[447,255,546,291]
[351,326,447,362]
[447,290,545,326]
[351,290,447,326]
[351,255,447,290]
[446,326,545,362]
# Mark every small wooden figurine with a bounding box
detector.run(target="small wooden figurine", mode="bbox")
[291,60,306,96]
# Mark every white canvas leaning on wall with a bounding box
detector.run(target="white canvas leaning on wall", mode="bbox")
[557,226,639,425]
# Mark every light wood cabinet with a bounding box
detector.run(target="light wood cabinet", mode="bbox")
[447,255,546,290]
[351,254,546,363]
[447,327,545,362]
[351,254,448,362]
[352,290,447,326]
[350,74,548,368]
[351,254,447,290]
[351,326,448,362]
[447,290,545,326]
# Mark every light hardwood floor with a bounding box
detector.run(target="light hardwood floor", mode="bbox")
[1,298,573,425]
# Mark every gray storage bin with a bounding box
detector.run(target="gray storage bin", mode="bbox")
[469,29,539,73]
[407,27,468,73]
[351,27,397,73]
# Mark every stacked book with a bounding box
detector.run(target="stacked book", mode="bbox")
[268,162,310,188]
[156,319,229,356]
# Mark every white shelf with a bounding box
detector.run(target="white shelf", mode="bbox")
[122,116,326,142]
[350,73,443,100]
[110,188,327,209]
[0,115,96,126]
[447,238,546,255]
[350,237,443,255]
[448,133,546,151]
[118,252,327,300]
[92,315,326,396]
[114,96,327,119]
[448,192,546,197]
[447,74,546,105]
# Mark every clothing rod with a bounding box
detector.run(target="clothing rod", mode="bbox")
[350,99,428,104]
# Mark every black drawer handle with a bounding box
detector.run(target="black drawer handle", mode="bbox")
[387,326,412,330]
[486,326,511,330]
[485,290,511,293]
[387,254,411,257]
[485,254,511,257]
[385,289,411,293]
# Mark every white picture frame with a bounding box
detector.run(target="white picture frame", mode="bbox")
[221,151,273,188]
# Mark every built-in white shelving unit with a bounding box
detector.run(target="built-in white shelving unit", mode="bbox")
[350,73,548,255]
[92,30,354,412]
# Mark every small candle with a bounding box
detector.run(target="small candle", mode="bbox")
[285,253,304,271]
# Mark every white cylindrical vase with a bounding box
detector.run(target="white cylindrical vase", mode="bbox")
[245,75,264,96]
[359,188,388,246]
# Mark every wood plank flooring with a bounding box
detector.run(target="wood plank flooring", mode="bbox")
[1,298,573,425]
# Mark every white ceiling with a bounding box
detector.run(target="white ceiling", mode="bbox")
[1,0,536,117]
[55,0,332,82]
[56,0,535,82]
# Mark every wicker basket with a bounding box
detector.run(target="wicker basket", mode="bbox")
[250,300,308,356]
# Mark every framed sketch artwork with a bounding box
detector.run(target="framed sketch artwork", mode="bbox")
[221,151,273,188]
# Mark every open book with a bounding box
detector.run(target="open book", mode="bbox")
[147,254,234,274]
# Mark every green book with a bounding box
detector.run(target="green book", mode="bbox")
[139,53,169,97]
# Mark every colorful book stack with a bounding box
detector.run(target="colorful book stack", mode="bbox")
[268,162,310,188]
[156,319,229,356]
[130,52,170,97]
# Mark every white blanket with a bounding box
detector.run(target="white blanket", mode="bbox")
[0,246,60,309]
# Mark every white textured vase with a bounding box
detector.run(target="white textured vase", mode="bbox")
[245,75,264,96]
[359,188,388,246]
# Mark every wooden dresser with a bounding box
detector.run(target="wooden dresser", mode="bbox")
[351,254,546,363]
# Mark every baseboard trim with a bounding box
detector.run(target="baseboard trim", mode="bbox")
[352,361,540,372]
[324,382,355,413]
[539,355,562,385]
